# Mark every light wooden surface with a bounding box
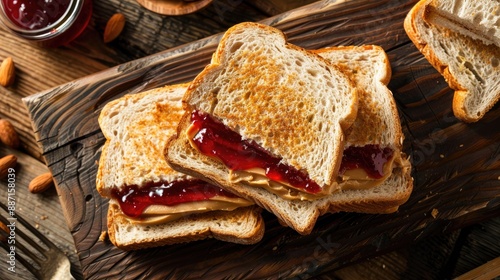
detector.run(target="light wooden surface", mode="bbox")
[0,0,499,279]
[455,257,500,280]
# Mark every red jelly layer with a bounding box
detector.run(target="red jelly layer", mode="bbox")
[339,144,394,179]
[190,110,321,194]
[2,0,71,30]
[111,179,237,218]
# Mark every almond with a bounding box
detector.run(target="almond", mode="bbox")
[29,172,54,194]
[0,154,17,178]
[104,13,126,43]
[0,57,15,87]
[0,119,20,149]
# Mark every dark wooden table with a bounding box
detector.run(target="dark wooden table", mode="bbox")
[1,0,499,279]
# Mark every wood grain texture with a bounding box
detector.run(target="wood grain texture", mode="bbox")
[22,0,500,279]
[455,257,500,280]
[333,216,500,279]
[0,146,82,280]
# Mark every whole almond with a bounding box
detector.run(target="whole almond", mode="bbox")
[0,119,20,148]
[104,13,125,43]
[29,172,54,194]
[0,57,15,87]
[0,154,17,178]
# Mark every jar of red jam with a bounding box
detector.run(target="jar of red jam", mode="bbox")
[0,0,92,47]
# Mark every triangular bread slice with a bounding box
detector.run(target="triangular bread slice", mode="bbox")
[166,23,411,235]
[404,0,500,122]
[313,45,413,214]
[97,84,264,250]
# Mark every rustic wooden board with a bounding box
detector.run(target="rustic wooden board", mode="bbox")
[22,0,500,279]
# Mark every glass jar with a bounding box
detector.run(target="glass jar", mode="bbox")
[0,0,92,47]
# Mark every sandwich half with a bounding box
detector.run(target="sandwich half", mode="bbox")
[404,0,500,122]
[96,84,264,250]
[313,45,413,214]
[166,22,372,235]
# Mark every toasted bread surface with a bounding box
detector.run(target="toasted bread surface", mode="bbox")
[182,22,358,189]
[96,84,189,197]
[404,0,500,122]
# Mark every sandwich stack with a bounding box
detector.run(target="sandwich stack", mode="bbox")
[165,22,413,235]
[97,21,414,249]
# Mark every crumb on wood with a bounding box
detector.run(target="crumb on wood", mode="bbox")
[99,231,107,242]
[431,208,438,219]
[40,215,48,220]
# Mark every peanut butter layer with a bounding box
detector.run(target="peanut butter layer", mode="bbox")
[116,196,253,225]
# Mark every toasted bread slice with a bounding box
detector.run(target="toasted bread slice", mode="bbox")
[424,0,500,48]
[182,22,358,190]
[313,45,413,214]
[404,0,500,122]
[97,84,264,249]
